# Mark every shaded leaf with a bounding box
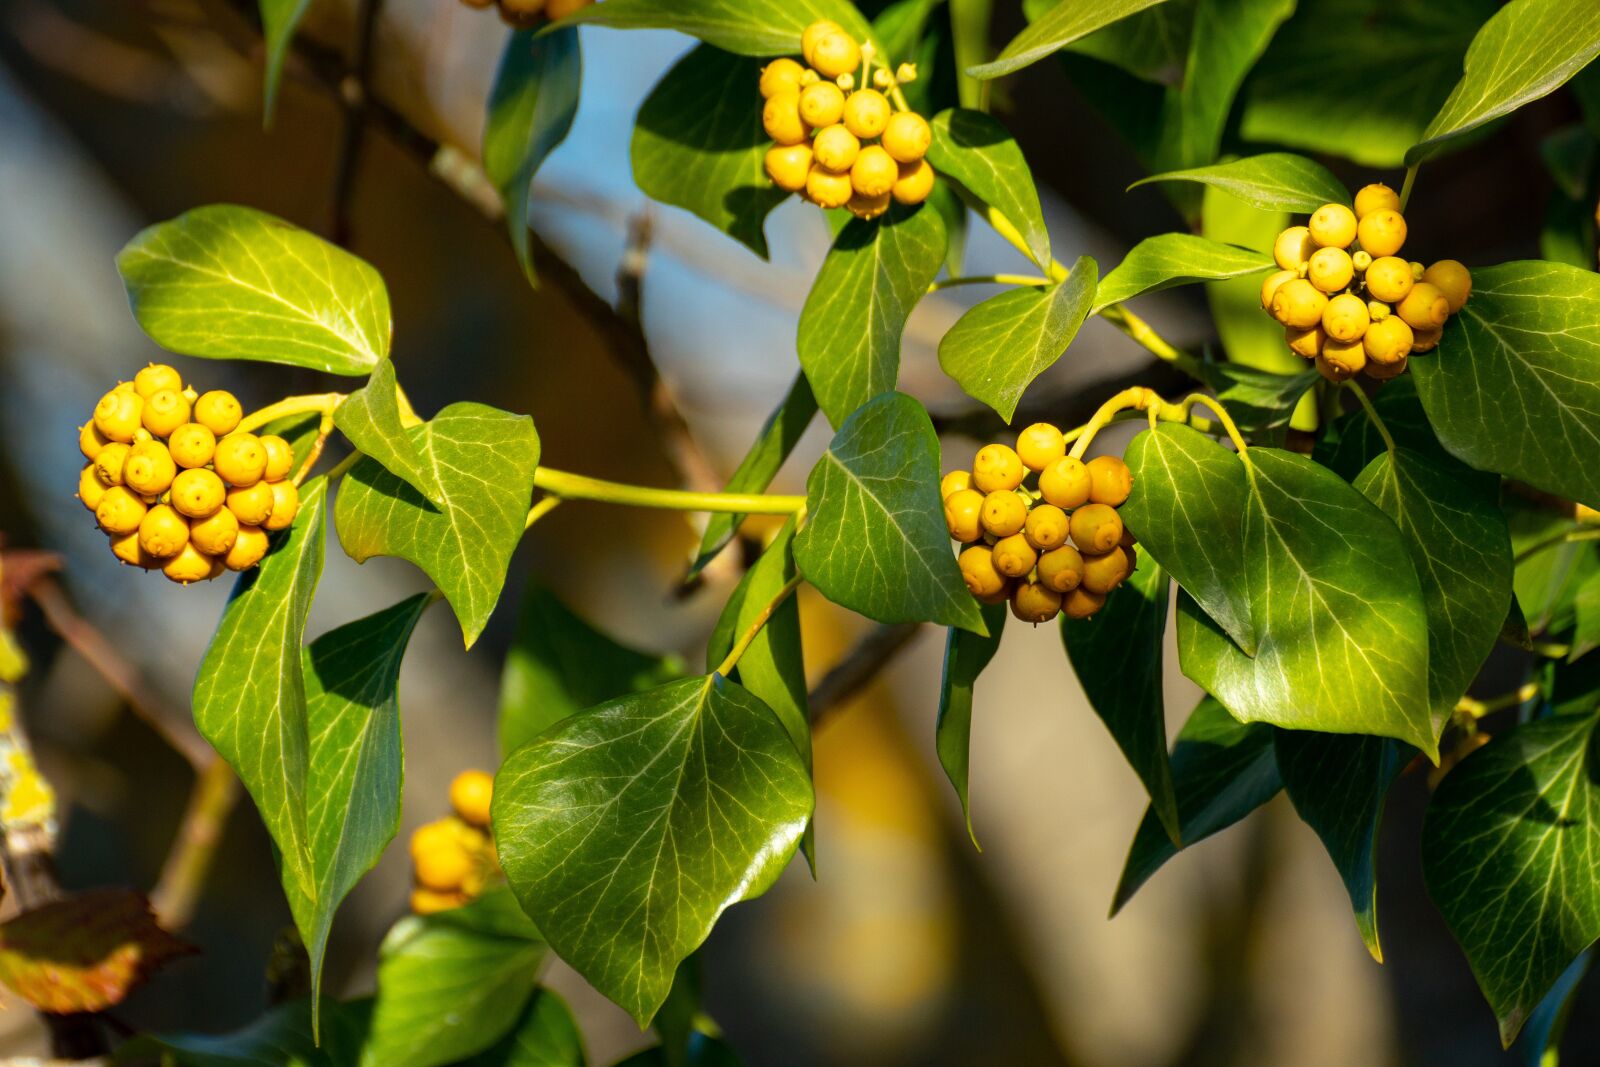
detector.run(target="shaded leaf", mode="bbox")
[1092,234,1273,314]
[260,0,311,124]
[1515,949,1591,1067]
[1198,363,1319,433]
[1132,153,1349,213]
[936,601,1007,846]
[335,360,443,507]
[460,989,586,1067]
[554,0,874,56]
[117,997,366,1067]
[926,108,1051,268]
[1059,0,1194,81]
[0,890,191,1013]
[971,0,1174,79]
[1573,571,1600,662]
[1312,375,1444,481]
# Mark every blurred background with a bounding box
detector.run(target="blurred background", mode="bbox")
[0,0,1596,1064]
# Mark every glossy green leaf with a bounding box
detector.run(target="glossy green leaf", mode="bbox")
[936,602,1007,846]
[486,27,582,284]
[949,0,993,107]
[1111,694,1281,913]
[936,259,1097,423]
[926,108,1051,269]
[459,989,586,1067]
[553,0,874,56]
[1408,0,1600,164]
[499,582,683,757]
[260,0,311,124]
[1412,262,1600,509]
[117,206,390,376]
[334,361,443,507]
[873,0,941,63]
[1423,713,1600,1046]
[495,675,812,1025]
[691,372,817,578]
[1092,234,1273,314]
[335,403,541,649]
[1572,572,1600,663]
[1198,364,1319,433]
[1063,550,1179,843]
[1132,153,1349,213]
[1510,504,1600,638]
[793,392,986,634]
[1275,732,1403,960]
[1058,0,1194,81]
[970,0,1174,79]
[1119,423,1255,654]
[121,997,366,1067]
[797,205,946,427]
[359,889,546,1067]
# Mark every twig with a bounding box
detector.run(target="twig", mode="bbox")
[325,0,384,244]
[808,622,924,729]
[150,756,240,929]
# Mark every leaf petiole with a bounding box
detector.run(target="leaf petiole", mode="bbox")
[1344,383,1397,457]
[928,273,1052,292]
[236,392,346,436]
[714,573,805,679]
[531,468,806,514]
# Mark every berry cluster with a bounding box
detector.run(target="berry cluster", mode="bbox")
[1261,184,1472,383]
[77,364,300,584]
[409,771,500,915]
[943,424,1136,625]
[457,0,591,30]
[760,21,935,218]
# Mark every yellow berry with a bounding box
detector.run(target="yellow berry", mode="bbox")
[972,444,1025,493]
[958,545,1007,599]
[263,480,300,532]
[1364,256,1413,303]
[1357,209,1407,258]
[799,81,845,128]
[134,363,183,398]
[809,30,861,79]
[1037,545,1084,593]
[1411,325,1442,353]
[1421,260,1472,313]
[224,525,270,571]
[96,486,148,536]
[141,389,191,438]
[213,433,268,487]
[1270,278,1328,329]
[882,111,931,164]
[93,388,144,443]
[1260,269,1297,311]
[760,58,806,99]
[225,481,275,527]
[850,145,898,199]
[163,542,215,584]
[765,144,814,192]
[189,506,240,557]
[109,531,153,568]
[410,888,468,915]
[992,533,1038,579]
[1353,183,1400,219]
[137,504,190,559]
[1318,338,1366,382]
[1081,546,1133,595]
[171,467,226,519]
[415,837,475,891]
[890,159,935,205]
[805,166,853,209]
[1308,203,1358,248]
[762,91,808,146]
[1273,226,1316,270]
[1286,324,1325,359]
[1086,456,1133,506]
[1062,586,1106,619]
[1024,504,1070,550]
[450,770,496,828]
[1397,282,1449,330]
[981,490,1027,538]
[1039,456,1091,509]
[1363,316,1414,366]
[1015,423,1066,471]
[167,423,217,469]
[842,89,891,139]
[812,124,860,172]
[1010,581,1062,625]
[193,391,241,437]
[1307,247,1354,293]
[1069,503,1123,555]
[940,470,973,500]
[94,442,130,487]
[802,20,843,63]
[1322,293,1371,343]
[1366,354,1409,380]
[944,487,983,542]
[79,422,110,461]
[79,464,106,511]
[846,190,891,220]
[123,440,178,497]
[259,435,295,482]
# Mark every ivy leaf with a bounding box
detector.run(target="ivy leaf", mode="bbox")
[359,889,547,1067]
[797,206,946,427]
[970,0,1174,79]
[335,360,444,507]
[793,392,986,634]
[1312,375,1444,481]
[1131,153,1350,213]
[259,410,326,475]
[260,0,311,124]
[1407,0,1600,164]
[1411,261,1600,509]
[459,989,586,1067]
[486,27,582,284]
[1274,732,1403,961]
[117,206,390,376]
[120,997,367,1067]
[1058,0,1194,82]
[1572,572,1600,663]
[335,403,541,649]
[690,372,817,578]
[0,890,192,1013]
[1516,950,1592,1067]
[926,108,1051,269]
[499,581,683,756]
[1119,423,1255,654]
[936,259,1097,423]
[554,0,875,56]
[1176,449,1437,756]
[1111,695,1281,914]
[936,602,1008,847]
[1510,503,1600,638]
[1422,713,1600,1047]
[1197,364,1319,433]
[1091,234,1273,314]
[495,675,812,1025]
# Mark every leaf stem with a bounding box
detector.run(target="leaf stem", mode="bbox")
[1345,383,1397,457]
[1177,394,1252,462]
[532,468,806,514]
[323,449,363,483]
[1065,387,1164,460]
[291,411,336,487]
[524,494,562,530]
[1398,164,1419,212]
[1455,681,1541,719]
[714,573,805,678]
[1513,526,1600,565]
[236,392,345,436]
[928,273,1052,292]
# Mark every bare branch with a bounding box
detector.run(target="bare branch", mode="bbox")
[809,622,924,729]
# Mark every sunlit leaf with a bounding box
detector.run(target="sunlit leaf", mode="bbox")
[1092,234,1273,314]
[926,108,1051,268]
[936,602,1007,846]
[335,360,443,506]
[1198,363,1319,433]
[970,0,1174,79]
[553,0,874,56]
[0,890,191,1013]
[1132,153,1349,212]
[1058,0,1194,82]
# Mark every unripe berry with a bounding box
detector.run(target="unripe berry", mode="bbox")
[1039,456,1091,509]
[809,30,861,80]
[1260,269,1297,311]
[1024,504,1069,550]
[1364,256,1413,303]
[263,480,301,531]
[847,191,891,220]
[940,469,974,500]
[138,504,190,559]
[189,505,240,556]
[812,124,860,173]
[1363,316,1413,366]
[260,435,295,482]
[214,433,268,487]
[1086,456,1133,506]
[1421,260,1471,313]
[1354,183,1400,219]
[835,72,856,92]
[1368,300,1391,321]
[1062,586,1107,619]
[109,531,153,568]
[172,467,226,519]
[411,888,468,915]
[79,463,106,511]
[94,442,130,487]
[850,145,898,198]
[1307,247,1354,293]
[1273,226,1316,270]
[992,534,1037,578]
[842,89,891,138]
[973,444,1025,493]
[1286,325,1325,359]
[123,440,178,497]
[981,490,1027,537]
[805,166,854,209]
[801,20,843,62]
[1069,503,1123,554]
[760,58,806,99]
[1014,423,1065,471]
[1397,282,1449,330]
[1081,546,1133,594]
[1317,339,1366,383]
[141,389,191,438]
[164,541,215,584]
[225,481,275,527]
[1308,204,1357,248]
[134,363,183,398]
[1410,325,1442,353]
[1010,581,1062,625]
[890,159,934,205]
[93,388,144,443]
[79,421,109,461]
[765,144,814,192]
[959,544,1007,599]
[224,525,270,571]
[450,770,496,828]
[1357,209,1406,258]
[881,111,931,163]
[799,81,845,128]
[1410,260,1426,281]
[96,486,148,535]
[762,91,808,146]
[1322,293,1370,343]
[944,488,985,542]
[1366,353,1409,380]
[1271,278,1329,330]
[194,391,241,436]
[1037,545,1084,593]
[1351,250,1373,272]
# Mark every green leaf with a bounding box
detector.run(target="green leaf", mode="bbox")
[499,581,683,757]
[936,260,1097,423]
[119,997,366,1067]
[260,0,311,124]
[1063,550,1179,844]
[486,27,582,284]
[495,675,812,1025]
[1510,504,1600,638]
[691,372,817,578]
[1274,732,1403,960]
[1573,571,1600,662]
[335,403,541,649]
[1058,0,1194,82]
[1119,423,1255,654]
[359,889,546,1067]
[117,205,390,376]
[1354,448,1514,720]
[970,0,1174,79]
[936,602,1007,846]
[334,361,444,507]
[1408,0,1600,165]
[1411,261,1600,509]
[1312,375,1444,481]
[1091,234,1273,314]
[633,45,788,259]
[1516,950,1592,1067]
[1422,713,1600,1047]
[926,108,1051,269]
[1197,364,1319,433]
[1111,694,1281,913]
[1131,153,1350,213]
[554,0,874,56]
[797,205,946,427]
[458,989,586,1067]
[792,392,986,634]
[259,411,326,475]
[1176,449,1437,756]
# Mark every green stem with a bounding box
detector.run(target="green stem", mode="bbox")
[1178,394,1251,463]
[928,273,1052,292]
[1346,383,1396,456]
[1398,164,1419,212]
[524,494,562,530]
[236,392,345,436]
[323,449,363,483]
[1456,681,1540,719]
[1528,639,1571,659]
[1066,387,1159,460]
[1513,527,1600,566]
[532,468,806,514]
[714,573,805,678]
